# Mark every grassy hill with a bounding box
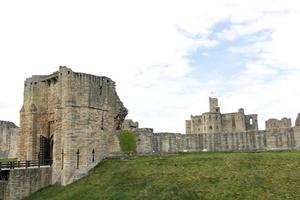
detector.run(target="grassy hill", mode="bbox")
[27,152,300,200]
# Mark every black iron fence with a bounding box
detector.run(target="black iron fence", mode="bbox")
[0,159,52,171]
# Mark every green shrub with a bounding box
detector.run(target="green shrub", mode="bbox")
[119,130,137,154]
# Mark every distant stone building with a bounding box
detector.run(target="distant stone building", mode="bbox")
[185,97,258,134]
[19,66,127,185]
[0,121,19,158]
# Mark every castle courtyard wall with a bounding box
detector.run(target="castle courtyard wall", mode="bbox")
[136,128,299,154]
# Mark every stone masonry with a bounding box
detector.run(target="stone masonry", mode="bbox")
[0,167,52,200]
[19,66,127,185]
[129,118,300,155]
[0,121,19,158]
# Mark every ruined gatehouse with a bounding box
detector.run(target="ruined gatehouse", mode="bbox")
[19,66,127,185]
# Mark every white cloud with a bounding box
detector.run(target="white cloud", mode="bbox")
[0,0,300,133]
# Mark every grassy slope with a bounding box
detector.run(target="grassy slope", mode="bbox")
[27,152,300,200]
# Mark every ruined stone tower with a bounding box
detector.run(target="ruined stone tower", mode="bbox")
[19,66,127,185]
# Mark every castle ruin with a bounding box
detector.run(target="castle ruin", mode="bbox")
[1,67,300,199]
[19,66,127,185]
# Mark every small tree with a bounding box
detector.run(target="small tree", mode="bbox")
[119,130,137,155]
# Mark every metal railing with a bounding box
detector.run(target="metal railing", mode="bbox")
[0,159,52,170]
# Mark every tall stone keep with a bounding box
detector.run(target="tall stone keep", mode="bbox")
[19,66,127,185]
[186,97,258,134]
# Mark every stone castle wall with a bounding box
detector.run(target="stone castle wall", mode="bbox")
[0,167,52,200]
[19,66,127,185]
[0,121,19,158]
[135,127,300,154]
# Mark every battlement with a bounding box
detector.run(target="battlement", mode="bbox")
[24,66,115,89]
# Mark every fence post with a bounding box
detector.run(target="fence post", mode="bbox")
[76,149,80,169]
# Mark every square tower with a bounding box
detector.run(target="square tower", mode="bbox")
[209,97,220,113]
[19,66,127,185]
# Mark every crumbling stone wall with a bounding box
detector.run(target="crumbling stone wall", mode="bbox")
[19,66,127,185]
[0,121,19,158]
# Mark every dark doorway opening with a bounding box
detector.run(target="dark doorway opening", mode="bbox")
[39,135,53,165]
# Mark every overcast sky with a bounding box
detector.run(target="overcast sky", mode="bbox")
[1,0,300,133]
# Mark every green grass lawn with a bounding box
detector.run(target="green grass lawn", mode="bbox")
[27,152,300,200]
